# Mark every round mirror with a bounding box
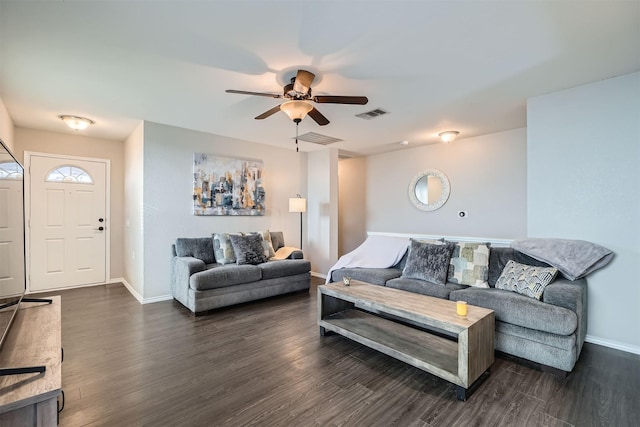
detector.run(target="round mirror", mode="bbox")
[408,169,450,211]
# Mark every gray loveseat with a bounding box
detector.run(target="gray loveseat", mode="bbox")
[171,231,310,314]
[329,245,587,374]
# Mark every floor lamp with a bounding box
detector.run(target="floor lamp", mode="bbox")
[289,195,307,250]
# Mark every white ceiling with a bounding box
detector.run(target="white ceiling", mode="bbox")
[1,1,639,156]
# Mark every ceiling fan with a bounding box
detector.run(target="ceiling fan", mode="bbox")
[225,69,368,126]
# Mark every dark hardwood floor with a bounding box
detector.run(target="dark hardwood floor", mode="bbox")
[37,277,639,426]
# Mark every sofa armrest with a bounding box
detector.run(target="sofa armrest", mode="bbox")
[542,278,586,313]
[543,277,588,354]
[174,256,207,275]
[170,256,207,305]
[289,250,304,260]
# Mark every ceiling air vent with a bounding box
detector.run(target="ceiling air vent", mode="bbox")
[295,132,343,145]
[356,108,389,120]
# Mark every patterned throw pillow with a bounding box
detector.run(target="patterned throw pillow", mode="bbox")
[212,233,241,265]
[401,239,454,285]
[247,231,276,259]
[229,234,268,265]
[447,242,491,288]
[495,260,558,300]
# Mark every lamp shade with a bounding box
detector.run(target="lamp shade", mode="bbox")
[289,197,307,213]
[280,100,313,122]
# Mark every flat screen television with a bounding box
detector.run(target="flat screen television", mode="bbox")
[0,137,26,351]
[0,139,52,376]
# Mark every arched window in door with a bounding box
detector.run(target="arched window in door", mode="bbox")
[0,161,23,180]
[45,165,93,184]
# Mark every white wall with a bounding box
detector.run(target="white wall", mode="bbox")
[123,122,145,298]
[141,122,306,299]
[527,72,640,353]
[307,148,339,275]
[13,127,125,280]
[0,97,15,151]
[362,128,528,240]
[338,157,367,256]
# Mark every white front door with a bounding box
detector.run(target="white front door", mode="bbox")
[28,154,108,291]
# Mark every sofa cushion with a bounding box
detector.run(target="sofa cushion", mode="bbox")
[401,239,454,285]
[386,278,467,299]
[175,237,215,264]
[270,231,285,252]
[449,287,577,335]
[259,259,311,280]
[229,234,268,265]
[331,267,402,286]
[488,247,554,287]
[495,260,558,300]
[447,242,491,288]
[213,233,242,265]
[189,264,262,291]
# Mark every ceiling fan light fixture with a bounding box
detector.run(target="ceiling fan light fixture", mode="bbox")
[280,100,313,122]
[439,131,459,143]
[59,115,94,130]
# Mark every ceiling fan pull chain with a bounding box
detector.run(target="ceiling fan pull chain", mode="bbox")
[296,121,299,152]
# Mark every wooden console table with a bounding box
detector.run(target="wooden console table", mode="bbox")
[0,296,61,426]
[318,282,494,400]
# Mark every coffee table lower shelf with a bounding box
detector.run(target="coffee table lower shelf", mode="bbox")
[318,282,494,401]
[321,309,459,379]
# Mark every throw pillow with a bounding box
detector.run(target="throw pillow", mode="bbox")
[447,242,491,288]
[401,239,454,285]
[229,233,268,265]
[247,231,276,259]
[495,260,558,300]
[213,233,241,265]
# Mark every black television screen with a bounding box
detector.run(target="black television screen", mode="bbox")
[0,138,26,349]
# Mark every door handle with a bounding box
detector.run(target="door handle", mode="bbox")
[95,226,104,231]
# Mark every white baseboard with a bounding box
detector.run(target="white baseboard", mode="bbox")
[311,271,326,279]
[585,335,640,355]
[117,278,172,304]
[141,294,174,304]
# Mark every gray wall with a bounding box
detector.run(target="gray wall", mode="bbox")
[0,98,14,150]
[338,156,367,256]
[141,122,306,299]
[306,148,339,275]
[123,122,145,298]
[527,72,640,352]
[361,128,527,240]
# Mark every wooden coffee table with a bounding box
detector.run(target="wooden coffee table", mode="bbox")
[318,280,495,400]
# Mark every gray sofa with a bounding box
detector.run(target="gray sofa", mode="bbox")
[171,231,310,314]
[329,246,587,373]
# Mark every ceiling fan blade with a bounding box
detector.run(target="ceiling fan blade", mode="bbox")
[293,70,315,94]
[313,95,369,105]
[255,105,282,120]
[308,107,330,126]
[226,89,282,99]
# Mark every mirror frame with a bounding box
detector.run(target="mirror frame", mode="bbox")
[408,169,451,211]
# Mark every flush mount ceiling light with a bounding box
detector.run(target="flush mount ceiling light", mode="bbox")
[58,115,94,130]
[439,131,459,143]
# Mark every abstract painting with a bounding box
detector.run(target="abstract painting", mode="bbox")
[193,153,265,216]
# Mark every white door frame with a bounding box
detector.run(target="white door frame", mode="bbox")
[24,151,111,292]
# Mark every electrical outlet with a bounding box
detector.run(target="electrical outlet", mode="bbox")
[458,211,468,219]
